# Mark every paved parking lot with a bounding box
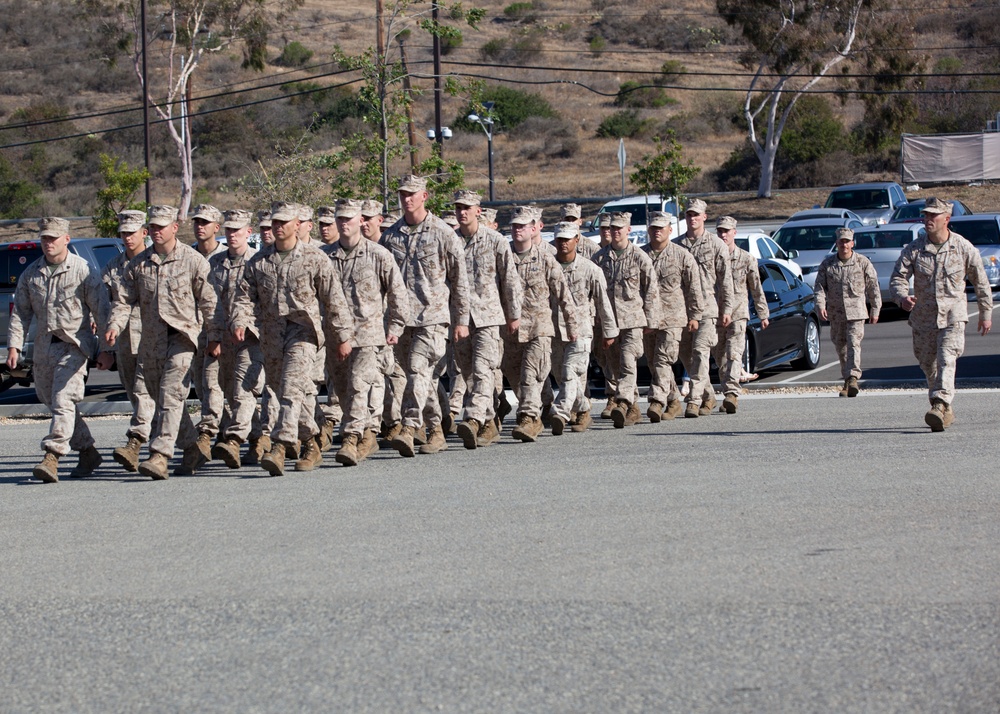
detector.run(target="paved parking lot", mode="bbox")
[1,391,998,712]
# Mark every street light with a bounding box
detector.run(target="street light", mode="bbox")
[467,101,496,202]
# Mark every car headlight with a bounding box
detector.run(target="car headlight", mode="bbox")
[983,255,1000,281]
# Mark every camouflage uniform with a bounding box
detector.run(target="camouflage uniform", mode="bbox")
[642,242,703,407]
[192,239,227,439]
[108,242,217,459]
[503,244,578,419]
[713,247,770,394]
[592,242,660,406]
[380,213,470,430]
[102,250,155,441]
[9,252,109,457]
[814,252,880,380]
[673,231,734,405]
[552,254,618,422]
[231,239,354,448]
[890,230,992,405]
[327,237,409,437]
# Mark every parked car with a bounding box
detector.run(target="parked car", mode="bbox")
[787,208,863,223]
[771,217,865,288]
[830,224,924,304]
[888,198,973,223]
[735,230,802,278]
[586,194,688,245]
[948,214,1000,290]
[744,258,822,373]
[823,182,909,226]
[0,237,123,392]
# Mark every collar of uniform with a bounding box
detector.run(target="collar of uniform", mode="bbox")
[42,256,72,275]
[149,244,180,265]
[331,239,369,260]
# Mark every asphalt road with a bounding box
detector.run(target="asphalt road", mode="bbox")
[1,392,998,712]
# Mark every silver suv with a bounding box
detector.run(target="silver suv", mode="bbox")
[0,237,123,392]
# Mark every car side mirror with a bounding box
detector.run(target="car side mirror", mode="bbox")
[786,248,799,259]
[764,291,779,303]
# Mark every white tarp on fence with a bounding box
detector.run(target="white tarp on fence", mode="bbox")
[901,132,1000,183]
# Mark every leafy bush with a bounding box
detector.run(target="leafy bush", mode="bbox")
[275,41,314,67]
[588,35,606,53]
[503,2,537,22]
[440,32,463,55]
[479,38,508,61]
[518,117,579,159]
[614,81,677,109]
[596,110,648,139]
[454,86,557,132]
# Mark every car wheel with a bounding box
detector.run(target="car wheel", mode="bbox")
[792,317,821,370]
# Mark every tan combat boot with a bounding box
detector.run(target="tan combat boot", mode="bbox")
[382,421,402,448]
[391,425,417,457]
[33,451,60,483]
[722,394,738,414]
[318,418,338,452]
[624,402,641,426]
[525,415,544,441]
[335,433,360,466]
[442,412,458,435]
[457,419,481,450]
[942,403,955,428]
[113,436,144,472]
[846,376,860,398]
[412,425,428,446]
[699,393,717,416]
[212,437,242,469]
[664,399,683,420]
[550,413,566,436]
[839,380,850,398]
[357,429,379,460]
[295,437,323,471]
[570,410,592,433]
[610,400,629,429]
[174,442,208,475]
[246,435,269,465]
[69,445,103,478]
[684,401,700,418]
[647,401,664,423]
[477,419,500,446]
[195,432,213,461]
[601,398,615,419]
[137,453,169,481]
[924,400,947,432]
[419,425,448,454]
[511,414,537,442]
[261,441,287,476]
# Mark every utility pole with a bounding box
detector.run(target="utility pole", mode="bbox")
[432,1,443,157]
[398,36,419,172]
[140,0,151,207]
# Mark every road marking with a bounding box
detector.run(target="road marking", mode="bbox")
[778,360,841,383]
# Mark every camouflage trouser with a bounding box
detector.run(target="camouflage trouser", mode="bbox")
[912,321,966,406]
[396,324,449,430]
[501,335,551,419]
[644,327,683,406]
[611,327,644,406]
[33,336,93,457]
[384,351,406,427]
[329,345,384,437]
[194,333,225,438]
[141,330,198,459]
[262,321,320,445]
[260,384,279,437]
[551,336,592,421]
[117,328,154,442]
[712,318,749,395]
[829,318,865,380]
[454,325,502,424]
[592,323,615,398]
[680,317,718,404]
[315,345,343,428]
[221,334,266,443]
[368,346,393,431]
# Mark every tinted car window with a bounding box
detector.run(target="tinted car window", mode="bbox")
[90,244,122,268]
[953,220,1000,246]
[763,237,788,260]
[0,245,43,289]
[854,230,913,249]
[826,189,891,210]
[754,237,773,258]
[735,238,749,251]
[766,263,790,291]
[773,226,839,252]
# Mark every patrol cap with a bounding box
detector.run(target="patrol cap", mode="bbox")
[835,227,855,241]
[685,198,708,215]
[647,211,672,229]
[481,207,497,224]
[190,204,223,224]
[297,204,314,222]
[117,210,146,234]
[554,222,580,239]
[597,213,612,228]
[398,174,428,192]
[441,211,459,227]
[560,203,582,220]
[316,206,337,224]
[453,189,482,207]
[922,197,953,215]
[335,198,363,219]
[257,210,272,228]
[38,217,70,238]
[270,201,298,222]
[223,209,253,230]
[148,205,179,227]
[385,211,401,225]
[510,205,536,225]
[361,199,383,217]
[716,215,738,230]
[609,211,632,228]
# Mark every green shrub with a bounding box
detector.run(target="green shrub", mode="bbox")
[614,81,677,109]
[479,38,508,61]
[275,41,313,67]
[440,32,463,55]
[504,2,537,21]
[589,35,606,52]
[660,60,686,82]
[596,110,648,139]
[454,85,557,132]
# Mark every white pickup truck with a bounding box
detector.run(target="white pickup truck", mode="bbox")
[584,194,688,245]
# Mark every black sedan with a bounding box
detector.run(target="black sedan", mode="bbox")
[744,258,822,373]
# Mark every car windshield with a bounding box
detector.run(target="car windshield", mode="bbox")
[597,200,677,227]
[953,220,1000,246]
[734,238,749,251]
[772,226,839,252]
[0,245,43,289]
[891,204,923,221]
[825,189,891,210]
[852,230,915,250]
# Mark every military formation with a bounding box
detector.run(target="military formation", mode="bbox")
[7,188,993,482]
